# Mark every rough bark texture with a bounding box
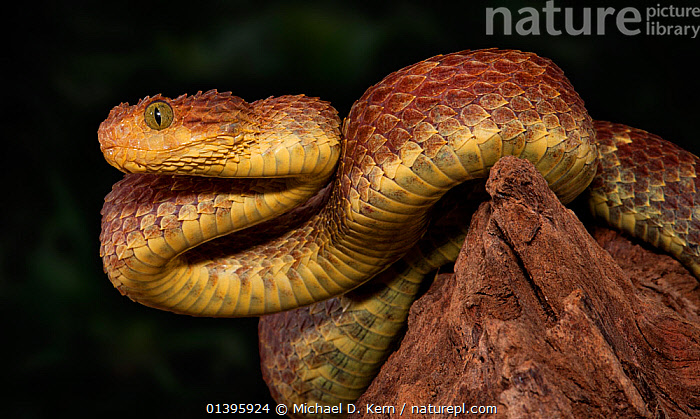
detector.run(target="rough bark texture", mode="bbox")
[351,156,700,419]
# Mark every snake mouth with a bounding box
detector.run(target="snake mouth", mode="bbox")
[122,161,147,172]
[98,115,244,175]
[100,145,220,175]
[100,144,157,174]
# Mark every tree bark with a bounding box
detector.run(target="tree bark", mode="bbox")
[351,156,700,418]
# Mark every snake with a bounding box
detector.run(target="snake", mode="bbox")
[98,49,700,417]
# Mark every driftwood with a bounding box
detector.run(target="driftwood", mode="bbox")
[351,156,700,418]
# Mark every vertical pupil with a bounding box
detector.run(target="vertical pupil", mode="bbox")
[154,107,162,125]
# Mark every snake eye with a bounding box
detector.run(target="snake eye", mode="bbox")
[144,100,174,130]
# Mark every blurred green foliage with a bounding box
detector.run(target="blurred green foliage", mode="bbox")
[4,0,697,417]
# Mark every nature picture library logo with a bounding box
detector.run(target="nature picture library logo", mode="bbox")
[486,1,700,38]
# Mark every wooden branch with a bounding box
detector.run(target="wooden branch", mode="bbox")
[352,156,700,418]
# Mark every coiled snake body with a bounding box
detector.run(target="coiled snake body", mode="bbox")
[99,49,700,417]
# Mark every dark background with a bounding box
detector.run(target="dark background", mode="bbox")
[5,0,699,417]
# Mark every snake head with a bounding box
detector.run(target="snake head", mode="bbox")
[99,90,342,178]
[98,90,259,176]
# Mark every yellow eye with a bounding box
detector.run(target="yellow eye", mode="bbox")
[144,100,174,130]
